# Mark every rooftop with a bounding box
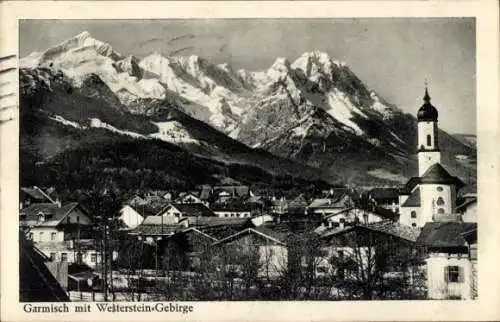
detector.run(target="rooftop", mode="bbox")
[416,222,477,248]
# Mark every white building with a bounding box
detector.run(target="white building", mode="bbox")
[398,87,465,228]
[417,222,477,300]
[119,205,144,229]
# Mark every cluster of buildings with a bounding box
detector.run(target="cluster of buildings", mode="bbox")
[19,88,477,301]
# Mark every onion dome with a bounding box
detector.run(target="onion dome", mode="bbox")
[417,87,438,121]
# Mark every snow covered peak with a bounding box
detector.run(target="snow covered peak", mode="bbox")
[39,31,122,63]
[270,57,291,71]
[266,57,292,81]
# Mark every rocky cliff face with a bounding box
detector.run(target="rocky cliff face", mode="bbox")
[20,32,475,185]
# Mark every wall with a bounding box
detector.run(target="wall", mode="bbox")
[65,208,93,225]
[419,183,456,225]
[399,206,420,227]
[418,151,441,176]
[417,121,438,151]
[120,205,144,228]
[214,211,251,218]
[426,252,472,300]
[461,203,477,223]
[30,227,64,242]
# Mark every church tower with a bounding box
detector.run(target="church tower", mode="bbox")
[417,86,441,176]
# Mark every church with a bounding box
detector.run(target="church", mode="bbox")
[398,87,465,228]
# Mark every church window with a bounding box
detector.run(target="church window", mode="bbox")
[436,197,445,206]
[437,208,445,214]
[426,135,432,146]
[436,186,444,192]
[412,223,417,227]
[411,211,417,218]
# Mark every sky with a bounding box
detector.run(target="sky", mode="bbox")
[19,18,476,134]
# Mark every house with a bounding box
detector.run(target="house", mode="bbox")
[251,214,274,227]
[118,204,144,229]
[20,202,93,243]
[456,193,477,223]
[19,231,70,302]
[270,197,288,214]
[287,194,309,214]
[416,221,477,300]
[35,239,106,269]
[307,194,354,216]
[157,203,216,218]
[211,200,253,218]
[317,221,422,298]
[158,227,218,271]
[175,192,204,205]
[366,187,400,213]
[20,186,58,209]
[188,217,255,240]
[127,215,184,243]
[319,205,398,231]
[213,227,289,279]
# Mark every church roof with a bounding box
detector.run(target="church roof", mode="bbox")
[401,188,421,207]
[420,163,464,186]
[416,222,476,248]
[417,87,438,121]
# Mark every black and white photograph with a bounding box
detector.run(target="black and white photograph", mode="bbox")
[1,1,499,321]
[15,16,479,302]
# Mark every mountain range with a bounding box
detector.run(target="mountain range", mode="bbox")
[19,31,476,194]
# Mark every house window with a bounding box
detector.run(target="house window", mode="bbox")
[445,265,463,283]
[50,252,56,261]
[76,252,83,264]
[76,216,80,223]
[437,208,445,214]
[28,232,33,240]
[436,197,445,206]
[51,232,57,241]
[339,218,345,224]
[411,211,417,218]
[39,232,44,240]
[427,134,432,146]
[412,223,417,227]
[61,253,68,262]
[91,253,97,263]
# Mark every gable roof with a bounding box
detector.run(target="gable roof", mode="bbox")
[20,202,83,227]
[321,220,421,243]
[416,222,477,248]
[178,227,218,241]
[420,163,465,187]
[213,227,287,246]
[21,187,56,203]
[401,187,421,207]
[308,195,352,209]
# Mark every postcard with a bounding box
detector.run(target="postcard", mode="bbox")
[1,1,499,321]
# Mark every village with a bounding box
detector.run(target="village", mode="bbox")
[19,88,477,301]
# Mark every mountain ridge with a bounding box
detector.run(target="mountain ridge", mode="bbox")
[20,31,476,186]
